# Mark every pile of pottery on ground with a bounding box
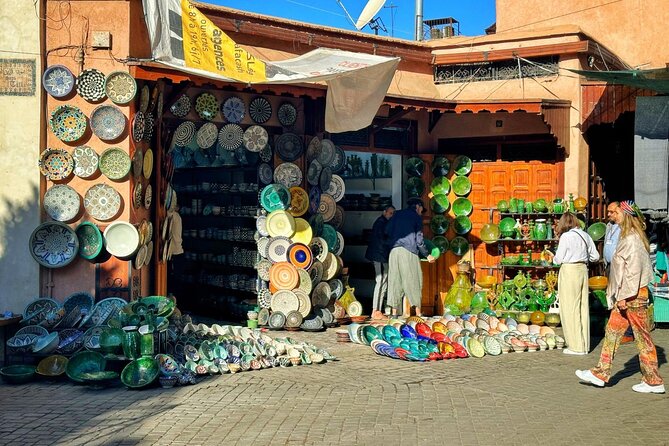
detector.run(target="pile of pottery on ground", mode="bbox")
[342,312,565,361]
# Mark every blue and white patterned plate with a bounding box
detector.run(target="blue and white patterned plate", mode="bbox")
[91,105,126,141]
[42,65,75,98]
[43,184,80,222]
[29,221,79,268]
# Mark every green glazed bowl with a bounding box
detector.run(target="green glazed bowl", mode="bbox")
[453,215,472,235]
[432,236,450,253]
[451,175,471,196]
[99,327,124,354]
[452,197,473,216]
[431,157,450,177]
[480,223,501,244]
[497,200,509,212]
[587,222,606,241]
[66,351,107,383]
[121,357,159,389]
[405,177,424,197]
[430,176,450,195]
[430,215,450,235]
[452,155,472,176]
[533,198,548,212]
[139,296,175,318]
[450,236,470,256]
[421,239,441,261]
[0,365,36,384]
[498,217,516,233]
[430,194,450,214]
[404,157,425,177]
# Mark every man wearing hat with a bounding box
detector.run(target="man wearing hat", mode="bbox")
[385,198,435,318]
[366,205,395,319]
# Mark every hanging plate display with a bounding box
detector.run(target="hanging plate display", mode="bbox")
[285,310,303,329]
[289,187,309,217]
[322,252,341,281]
[260,184,291,212]
[297,268,312,295]
[258,163,273,185]
[318,139,336,167]
[138,85,150,113]
[330,146,347,173]
[196,122,218,149]
[453,215,472,235]
[275,132,303,161]
[452,175,472,196]
[306,137,321,162]
[49,105,87,142]
[452,155,473,176]
[43,65,75,98]
[217,123,243,151]
[309,237,328,263]
[266,210,296,238]
[307,160,323,186]
[29,222,79,268]
[432,236,449,254]
[405,157,425,177]
[452,197,473,216]
[292,217,313,245]
[174,121,196,147]
[131,111,145,142]
[325,174,345,202]
[221,96,245,123]
[430,176,451,196]
[430,215,450,235]
[319,167,332,192]
[265,236,292,263]
[76,68,106,102]
[39,148,74,181]
[132,148,144,180]
[405,177,424,197]
[170,94,191,118]
[90,104,126,141]
[273,162,302,188]
[84,183,122,221]
[195,92,218,121]
[72,145,99,179]
[309,261,324,286]
[104,71,137,105]
[104,221,140,259]
[432,156,451,177]
[321,224,338,253]
[132,182,143,209]
[450,236,470,256]
[243,125,268,152]
[318,194,337,222]
[249,96,272,123]
[269,262,299,290]
[256,216,269,237]
[143,148,153,179]
[287,243,313,269]
[44,185,80,222]
[256,259,272,281]
[330,206,345,230]
[99,147,131,180]
[271,289,300,313]
[259,144,272,163]
[430,194,450,214]
[277,102,297,126]
[75,221,103,260]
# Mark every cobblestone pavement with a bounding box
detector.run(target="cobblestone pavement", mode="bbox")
[0,326,667,446]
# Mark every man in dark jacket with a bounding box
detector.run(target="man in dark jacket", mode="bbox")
[385,198,435,318]
[366,205,395,318]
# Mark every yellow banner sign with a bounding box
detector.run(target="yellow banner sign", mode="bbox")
[180,0,266,83]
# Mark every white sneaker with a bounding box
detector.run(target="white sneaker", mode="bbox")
[575,369,605,387]
[563,348,588,356]
[632,382,666,394]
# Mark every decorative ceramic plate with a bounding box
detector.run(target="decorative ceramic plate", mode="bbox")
[453,215,472,235]
[256,259,272,281]
[133,182,143,209]
[132,148,143,179]
[196,122,218,149]
[307,160,323,186]
[258,289,272,309]
[104,71,137,105]
[273,162,302,188]
[84,183,122,221]
[325,174,345,202]
[265,236,292,263]
[285,310,303,329]
[260,184,291,212]
[134,244,148,269]
[294,290,312,318]
[330,206,345,230]
[170,94,191,118]
[318,193,337,222]
[275,133,303,162]
[289,187,309,217]
[450,236,470,256]
[217,123,244,151]
[138,85,150,113]
[330,146,347,173]
[319,167,332,192]
[277,102,297,126]
[76,68,106,102]
[143,113,155,142]
[43,65,75,98]
[306,137,321,162]
[266,210,296,238]
[39,148,74,181]
[131,111,145,142]
[249,96,272,123]
[143,148,153,179]
[222,96,245,123]
[258,163,273,185]
[452,197,473,216]
[195,92,218,121]
[260,144,272,162]
[405,177,424,197]
[99,147,131,180]
[453,155,473,176]
[256,215,269,237]
[432,156,451,176]
[452,175,472,196]
[308,187,321,215]
[90,104,126,141]
[104,221,140,259]
[145,240,153,264]
[269,262,299,290]
[268,311,286,329]
[144,184,152,209]
[49,105,87,142]
[174,121,195,147]
[405,157,425,177]
[72,145,99,178]
[430,215,449,235]
[271,290,300,314]
[75,221,103,260]
[312,282,331,308]
[44,184,80,222]
[243,125,268,152]
[318,139,336,167]
[156,91,164,117]
[29,221,79,268]
[431,176,451,196]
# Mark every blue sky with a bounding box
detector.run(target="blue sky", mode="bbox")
[204,0,496,40]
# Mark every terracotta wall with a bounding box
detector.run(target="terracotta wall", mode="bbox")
[496,0,669,68]
[0,0,42,312]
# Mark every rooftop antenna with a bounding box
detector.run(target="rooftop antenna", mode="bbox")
[368,17,387,35]
[334,0,357,27]
[383,1,398,37]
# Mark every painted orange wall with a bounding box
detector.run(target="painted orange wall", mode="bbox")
[496,0,669,68]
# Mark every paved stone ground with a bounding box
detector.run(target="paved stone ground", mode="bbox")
[1,326,668,446]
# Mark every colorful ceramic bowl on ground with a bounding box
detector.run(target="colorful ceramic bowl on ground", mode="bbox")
[49,105,87,142]
[66,351,106,383]
[0,365,36,384]
[36,355,68,377]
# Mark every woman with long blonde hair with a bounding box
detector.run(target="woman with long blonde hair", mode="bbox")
[576,200,664,393]
[552,212,600,355]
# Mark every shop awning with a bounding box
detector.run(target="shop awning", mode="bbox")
[141,0,400,133]
[570,67,669,94]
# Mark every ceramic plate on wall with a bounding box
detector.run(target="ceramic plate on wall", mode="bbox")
[76,68,106,102]
[196,122,218,149]
[277,102,297,126]
[170,94,191,117]
[217,123,243,151]
[29,221,79,268]
[75,221,103,260]
[243,125,268,152]
[44,184,80,222]
[173,121,196,147]
[195,92,218,121]
[43,65,75,98]
[49,105,87,143]
[144,184,152,209]
[104,221,140,259]
[131,111,145,142]
[104,71,137,105]
[249,96,272,123]
[222,96,245,123]
[143,148,153,179]
[84,183,122,221]
[99,147,131,180]
[275,133,303,162]
[91,105,126,141]
[72,145,99,179]
[38,148,74,181]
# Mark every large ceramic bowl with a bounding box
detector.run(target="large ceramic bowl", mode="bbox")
[450,236,470,256]
[36,355,69,377]
[139,296,175,318]
[43,65,75,98]
[49,105,87,142]
[121,357,159,389]
[104,221,140,259]
[498,217,517,233]
[29,222,79,269]
[98,327,124,354]
[587,222,606,241]
[0,365,36,384]
[480,223,501,244]
[66,351,107,382]
[75,221,104,260]
[588,276,608,291]
[90,104,126,141]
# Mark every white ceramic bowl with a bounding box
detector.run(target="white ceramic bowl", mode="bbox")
[104,221,140,259]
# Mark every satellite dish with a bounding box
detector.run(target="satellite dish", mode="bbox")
[355,0,386,30]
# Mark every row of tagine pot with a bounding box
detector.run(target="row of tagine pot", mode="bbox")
[342,313,565,361]
[0,324,337,388]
